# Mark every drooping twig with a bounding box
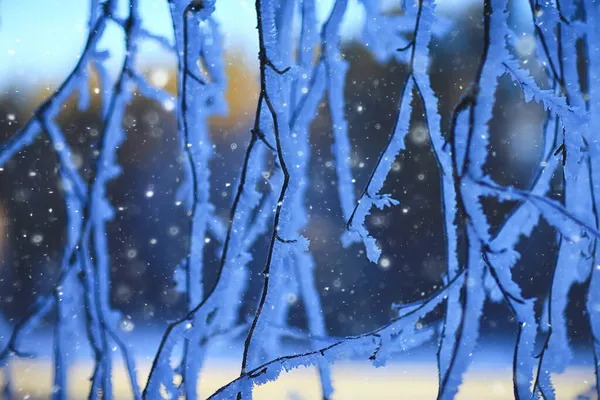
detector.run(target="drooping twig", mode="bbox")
[208,272,465,399]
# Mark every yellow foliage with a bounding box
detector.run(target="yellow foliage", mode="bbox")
[24,50,259,130]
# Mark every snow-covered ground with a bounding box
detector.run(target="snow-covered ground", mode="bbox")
[3,358,593,399]
[2,330,595,399]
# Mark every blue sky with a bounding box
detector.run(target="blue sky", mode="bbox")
[0,0,359,90]
[0,0,514,92]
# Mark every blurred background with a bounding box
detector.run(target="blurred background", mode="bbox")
[0,0,595,397]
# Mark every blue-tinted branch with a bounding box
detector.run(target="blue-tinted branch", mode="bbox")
[207,272,465,399]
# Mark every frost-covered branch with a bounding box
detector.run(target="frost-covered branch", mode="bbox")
[4,0,600,398]
[343,3,422,262]
[163,1,228,396]
[0,1,113,168]
[207,272,465,399]
[0,1,150,398]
